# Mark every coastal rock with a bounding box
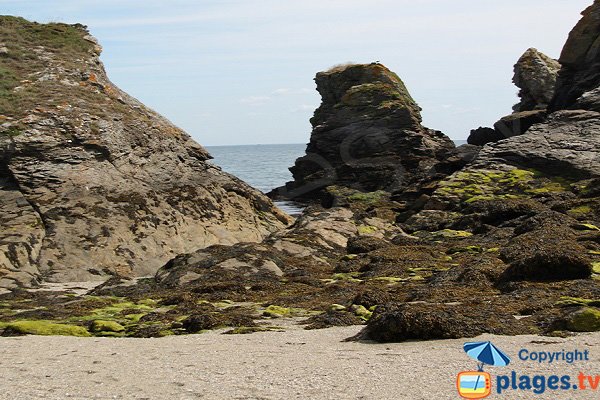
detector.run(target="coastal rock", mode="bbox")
[512,48,561,112]
[492,110,548,139]
[552,0,600,111]
[356,302,525,341]
[500,226,593,281]
[467,127,503,146]
[467,49,557,145]
[472,110,600,179]
[0,17,289,289]
[272,63,454,201]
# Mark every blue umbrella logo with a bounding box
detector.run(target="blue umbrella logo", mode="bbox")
[462,341,511,397]
[464,341,511,371]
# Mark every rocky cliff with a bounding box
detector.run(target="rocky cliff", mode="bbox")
[552,0,600,111]
[271,63,454,201]
[0,17,289,289]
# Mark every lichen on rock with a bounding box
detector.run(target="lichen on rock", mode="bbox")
[0,17,290,289]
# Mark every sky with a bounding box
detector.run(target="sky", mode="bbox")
[1,0,593,145]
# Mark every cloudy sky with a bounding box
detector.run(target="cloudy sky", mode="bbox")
[1,0,592,145]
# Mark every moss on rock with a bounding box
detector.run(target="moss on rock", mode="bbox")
[567,308,600,332]
[90,320,125,333]
[1,320,90,337]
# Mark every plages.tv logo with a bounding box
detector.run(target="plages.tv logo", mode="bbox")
[457,341,511,399]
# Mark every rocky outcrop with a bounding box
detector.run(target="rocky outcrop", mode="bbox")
[472,110,600,179]
[271,63,454,201]
[552,0,600,111]
[513,48,561,112]
[468,48,558,146]
[2,6,600,343]
[0,17,289,289]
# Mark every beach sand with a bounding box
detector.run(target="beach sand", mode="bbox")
[1,323,599,399]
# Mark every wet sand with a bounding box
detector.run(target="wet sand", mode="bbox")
[1,325,599,399]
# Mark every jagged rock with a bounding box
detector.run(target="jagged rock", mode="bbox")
[467,48,557,146]
[493,110,548,139]
[552,0,600,111]
[0,17,289,289]
[513,48,561,112]
[467,127,503,146]
[271,63,454,201]
[472,110,600,179]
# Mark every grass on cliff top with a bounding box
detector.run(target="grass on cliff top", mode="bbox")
[0,16,93,117]
[0,16,92,56]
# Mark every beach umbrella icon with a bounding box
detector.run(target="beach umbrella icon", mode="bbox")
[463,341,511,371]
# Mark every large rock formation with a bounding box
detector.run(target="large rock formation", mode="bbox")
[468,48,559,146]
[271,63,454,201]
[356,2,600,342]
[552,0,600,111]
[0,17,289,289]
[513,48,561,112]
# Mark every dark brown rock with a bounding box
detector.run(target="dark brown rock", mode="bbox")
[271,63,454,201]
[355,302,523,342]
[500,227,592,281]
[467,127,504,146]
[552,0,600,111]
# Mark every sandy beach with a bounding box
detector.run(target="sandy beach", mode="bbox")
[1,324,599,400]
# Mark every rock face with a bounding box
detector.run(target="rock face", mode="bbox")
[0,17,289,289]
[513,48,561,112]
[552,0,600,111]
[468,48,558,146]
[472,110,600,179]
[272,63,454,201]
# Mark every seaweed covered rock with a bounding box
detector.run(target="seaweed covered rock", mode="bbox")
[500,227,592,281]
[356,302,524,342]
[567,307,600,332]
[272,63,454,201]
[0,17,289,289]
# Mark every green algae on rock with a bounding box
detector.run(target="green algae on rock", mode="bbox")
[567,308,600,332]
[1,320,90,337]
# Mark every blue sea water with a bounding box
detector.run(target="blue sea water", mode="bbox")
[206,143,306,215]
[206,140,467,214]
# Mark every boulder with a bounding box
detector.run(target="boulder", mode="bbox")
[355,302,522,342]
[492,110,548,139]
[512,48,561,112]
[500,226,592,281]
[271,63,454,201]
[467,127,503,146]
[0,17,290,289]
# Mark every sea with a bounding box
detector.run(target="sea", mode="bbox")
[206,143,306,215]
[206,141,467,215]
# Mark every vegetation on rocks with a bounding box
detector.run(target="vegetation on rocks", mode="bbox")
[2,3,600,345]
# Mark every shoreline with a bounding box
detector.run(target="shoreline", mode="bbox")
[1,325,599,399]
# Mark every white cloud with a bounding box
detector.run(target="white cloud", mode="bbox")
[240,96,271,106]
[272,88,291,95]
[290,104,315,113]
